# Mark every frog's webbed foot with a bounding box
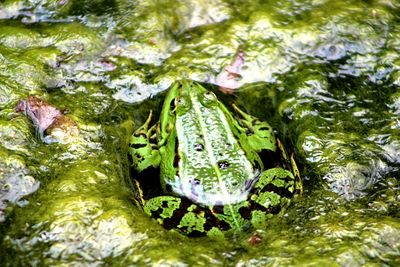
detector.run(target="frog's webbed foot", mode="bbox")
[129,111,161,172]
[231,104,276,152]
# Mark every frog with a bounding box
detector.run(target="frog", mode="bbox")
[129,81,302,238]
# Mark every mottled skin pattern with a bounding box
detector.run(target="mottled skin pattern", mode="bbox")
[130,81,302,237]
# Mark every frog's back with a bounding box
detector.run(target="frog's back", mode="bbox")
[165,83,258,206]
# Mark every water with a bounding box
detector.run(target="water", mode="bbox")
[0,0,399,265]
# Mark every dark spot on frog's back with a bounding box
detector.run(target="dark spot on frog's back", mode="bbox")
[194,143,204,151]
[218,161,230,169]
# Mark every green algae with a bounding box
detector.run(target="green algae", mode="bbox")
[0,0,399,266]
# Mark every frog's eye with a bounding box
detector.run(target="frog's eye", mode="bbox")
[201,91,217,106]
[175,96,185,106]
[204,91,217,100]
[175,96,190,112]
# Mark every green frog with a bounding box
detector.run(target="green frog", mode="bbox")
[129,81,302,238]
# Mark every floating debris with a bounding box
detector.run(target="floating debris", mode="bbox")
[16,96,79,144]
[215,48,245,93]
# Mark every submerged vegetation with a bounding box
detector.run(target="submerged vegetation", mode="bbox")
[0,0,399,265]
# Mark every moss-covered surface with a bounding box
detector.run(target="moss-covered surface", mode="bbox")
[0,0,399,265]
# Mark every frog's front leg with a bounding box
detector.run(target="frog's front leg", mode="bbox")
[231,104,276,152]
[129,111,160,172]
[249,168,296,228]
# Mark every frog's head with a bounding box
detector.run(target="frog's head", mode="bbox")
[171,81,219,116]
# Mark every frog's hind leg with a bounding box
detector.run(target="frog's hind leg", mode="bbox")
[247,167,297,228]
[143,196,229,237]
[129,111,161,172]
[231,104,276,152]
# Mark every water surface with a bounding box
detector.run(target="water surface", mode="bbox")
[0,0,399,265]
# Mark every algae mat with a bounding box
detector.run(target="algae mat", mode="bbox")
[0,0,399,266]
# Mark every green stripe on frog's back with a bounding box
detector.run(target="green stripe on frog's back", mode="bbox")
[168,82,256,209]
